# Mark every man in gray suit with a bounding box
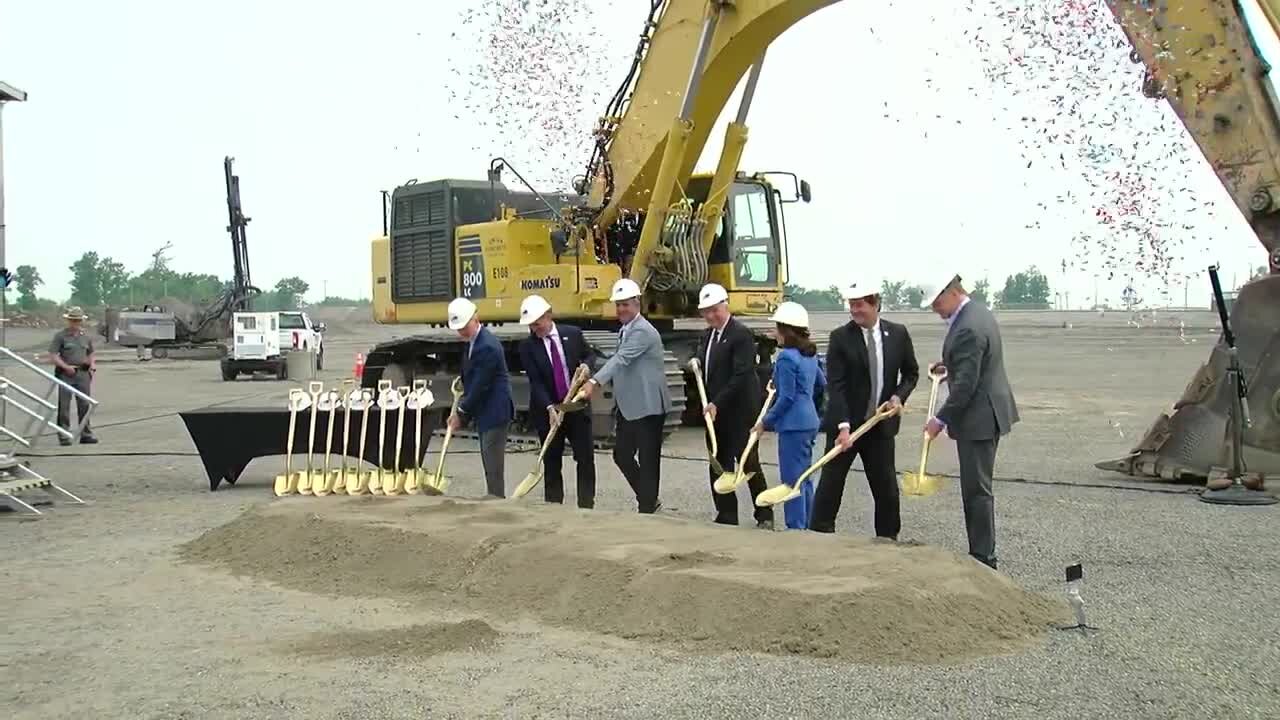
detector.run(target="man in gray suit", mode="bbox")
[924,274,1019,570]
[581,278,672,513]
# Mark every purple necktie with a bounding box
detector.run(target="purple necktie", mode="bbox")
[547,335,569,400]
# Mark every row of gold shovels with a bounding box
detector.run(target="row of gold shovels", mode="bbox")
[689,359,950,506]
[273,376,465,497]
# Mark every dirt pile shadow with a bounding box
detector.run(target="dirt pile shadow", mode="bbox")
[179,498,1068,665]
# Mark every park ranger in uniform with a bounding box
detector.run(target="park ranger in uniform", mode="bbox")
[47,306,99,445]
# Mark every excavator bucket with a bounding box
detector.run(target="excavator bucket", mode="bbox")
[1096,275,1280,484]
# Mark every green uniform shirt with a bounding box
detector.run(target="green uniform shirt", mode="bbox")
[50,329,95,368]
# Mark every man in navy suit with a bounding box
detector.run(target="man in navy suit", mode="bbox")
[517,294,597,508]
[448,297,514,498]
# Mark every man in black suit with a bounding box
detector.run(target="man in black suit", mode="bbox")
[695,283,774,529]
[811,276,919,538]
[517,294,597,508]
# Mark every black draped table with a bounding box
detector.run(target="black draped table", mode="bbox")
[180,405,439,491]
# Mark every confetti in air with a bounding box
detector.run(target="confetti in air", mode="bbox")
[964,0,1241,289]
[444,0,631,193]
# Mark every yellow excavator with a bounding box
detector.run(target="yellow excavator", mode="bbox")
[363,0,1280,478]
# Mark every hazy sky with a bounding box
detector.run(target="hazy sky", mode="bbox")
[1,0,1272,309]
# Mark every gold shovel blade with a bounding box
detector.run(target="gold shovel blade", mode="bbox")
[331,470,346,493]
[369,471,384,495]
[418,472,444,496]
[296,471,313,495]
[513,469,544,499]
[712,470,749,495]
[902,472,944,497]
[755,482,800,507]
[346,470,370,495]
[313,471,332,496]
[273,474,293,496]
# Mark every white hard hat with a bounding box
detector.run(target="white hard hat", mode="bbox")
[447,297,478,330]
[770,301,809,329]
[923,273,962,308]
[518,294,552,325]
[843,276,883,301]
[697,283,729,310]
[610,278,641,302]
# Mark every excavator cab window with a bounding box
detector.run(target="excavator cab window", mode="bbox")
[728,183,779,287]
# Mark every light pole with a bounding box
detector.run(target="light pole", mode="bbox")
[0,81,29,352]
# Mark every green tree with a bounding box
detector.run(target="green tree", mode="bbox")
[782,283,843,311]
[98,257,131,305]
[14,265,43,311]
[879,279,905,308]
[970,277,990,306]
[902,285,925,309]
[271,276,311,310]
[997,266,1051,308]
[68,252,103,307]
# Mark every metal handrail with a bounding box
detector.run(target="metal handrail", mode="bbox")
[0,375,58,411]
[1,391,72,438]
[0,346,98,405]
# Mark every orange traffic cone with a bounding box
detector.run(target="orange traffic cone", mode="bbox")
[353,352,365,380]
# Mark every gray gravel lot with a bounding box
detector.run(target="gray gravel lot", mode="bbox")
[3,308,1277,719]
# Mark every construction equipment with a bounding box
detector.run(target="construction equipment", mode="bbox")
[99,157,261,358]
[688,358,725,477]
[362,1,829,447]
[513,364,592,499]
[756,403,901,508]
[1093,1,1280,484]
[714,380,775,495]
[902,365,947,497]
[273,388,308,496]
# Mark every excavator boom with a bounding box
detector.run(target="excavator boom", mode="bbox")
[1097,1,1280,483]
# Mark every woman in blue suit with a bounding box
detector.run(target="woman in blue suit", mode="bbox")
[755,301,826,530]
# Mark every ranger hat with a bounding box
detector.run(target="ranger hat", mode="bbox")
[63,306,89,321]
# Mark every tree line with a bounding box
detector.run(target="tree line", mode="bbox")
[784,266,1051,310]
[7,252,370,316]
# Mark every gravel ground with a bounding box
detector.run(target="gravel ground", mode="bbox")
[3,309,1277,719]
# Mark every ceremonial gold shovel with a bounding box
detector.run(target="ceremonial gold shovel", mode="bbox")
[385,386,412,496]
[370,380,395,495]
[756,402,902,507]
[688,358,727,479]
[313,388,341,496]
[346,388,375,495]
[714,380,776,494]
[333,379,355,493]
[297,381,324,495]
[422,377,464,494]
[902,364,948,497]
[274,388,309,496]
[404,380,434,494]
[513,364,591,500]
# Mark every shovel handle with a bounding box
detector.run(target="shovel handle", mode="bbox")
[734,384,777,478]
[688,359,719,459]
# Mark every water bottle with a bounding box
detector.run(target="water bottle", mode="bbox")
[1065,563,1087,628]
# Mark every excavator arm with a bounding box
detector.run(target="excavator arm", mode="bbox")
[582,0,838,288]
[1106,0,1280,273]
[1098,2,1280,483]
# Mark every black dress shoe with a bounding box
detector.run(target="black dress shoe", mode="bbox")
[58,438,72,447]
[756,519,775,531]
[79,435,99,445]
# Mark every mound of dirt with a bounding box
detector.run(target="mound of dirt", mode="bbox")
[179,499,1067,665]
[282,619,498,660]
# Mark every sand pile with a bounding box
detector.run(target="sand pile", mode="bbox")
[180,499,1067,665]
[283,620,498,660]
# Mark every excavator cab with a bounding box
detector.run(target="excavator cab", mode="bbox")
[686,172,807,316]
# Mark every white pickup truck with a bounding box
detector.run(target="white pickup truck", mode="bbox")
[277,311,326,369]
[221,311,326,381]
